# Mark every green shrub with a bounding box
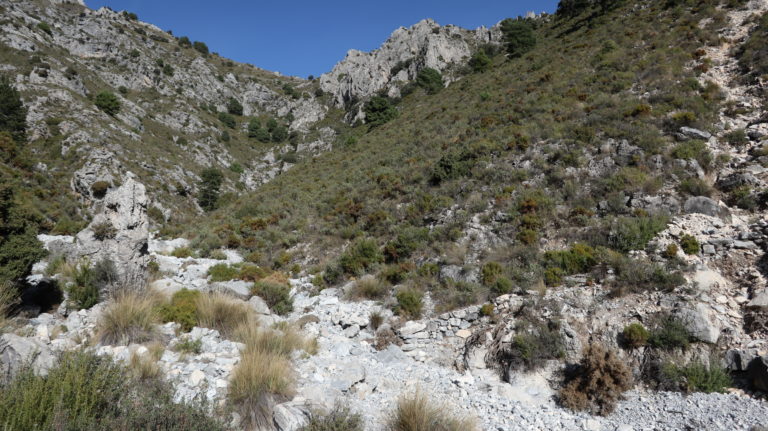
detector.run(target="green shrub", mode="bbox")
[649,317,691,351]
[727,186,758,211]
[65,260,116,310]
[660,362,731,394]
[36,21,52,35]
[604,215,669,253]
[197,168,223,212]
[500,18,536,58]
[170,247,193,258]
[173,337,202,355]
[516,228,538,245]
[94,91,120,116]
[664,243,679,259]
[301,406,364,431]
[383,227,428,263]
[544,243,597,275]
[90,181,110,198]
[621,323,650,348]
[252,281,293,315]
[339,239,382,276]
[207,263,239,282]
[158,289,200,332]
[363,96,398,127]
[218,112,236,129]
[724,128,749,146]
[491,276,514,296]
[395,288,423,319]
[429,151,475,184]
[737,12,768,82]
[671,140,712,170]
[678,178,713,197]
[415,68,444,94]
[479,303,495,317]
[492,320,564,372]
[468,50,492,73]
[193,41,209,54]
[481,262,503,285]
[679,234,700,255]
[544,267,565,286]
[0,351,225,430]
[609,255,685,296]
[227,97,243,116]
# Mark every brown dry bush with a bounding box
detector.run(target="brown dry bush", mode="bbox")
[559,343,633,416]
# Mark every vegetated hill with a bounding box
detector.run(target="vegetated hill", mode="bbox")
[193,0,767,309]
[0,0,338,234]
[0,0,504,240]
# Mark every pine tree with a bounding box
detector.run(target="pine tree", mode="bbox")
[0,76,27,143]
[197,168,223,212]
[500,19,537,58]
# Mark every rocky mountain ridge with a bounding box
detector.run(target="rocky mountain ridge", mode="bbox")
[320,18,503,108]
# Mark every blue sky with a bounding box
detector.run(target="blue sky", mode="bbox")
[85,1,559,78]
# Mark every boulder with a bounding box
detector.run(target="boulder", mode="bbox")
[398,321,427,336]
[724,349,756,372]
[674,303,721,344]
[747,289,768,311]
[679,127,712,140]
[683,197,732,223]
[74,176,150,290]
[716,172,761,192]
[249,295,272,315]
[211,280,252,301]
[273,403,310,431]
[0,334,56,381]
[748,356,768,392]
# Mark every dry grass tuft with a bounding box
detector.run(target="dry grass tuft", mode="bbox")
[127,352,161,381]
[386,390,477,431]
[559,343,633,416]
[229,349,295,429]
[346,277,388,301]
[229,318,317,430]
[196,292,253,338]
[97,291,159,345]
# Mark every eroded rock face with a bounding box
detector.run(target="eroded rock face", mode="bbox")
[683,196,732,223]
[320,19,502,107]
[0,334,55,382]
[71,149,121,200]
[75,176,150,290]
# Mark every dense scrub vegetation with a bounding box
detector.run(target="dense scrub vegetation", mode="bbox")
[187,0,737,312]
[0,351,227,431]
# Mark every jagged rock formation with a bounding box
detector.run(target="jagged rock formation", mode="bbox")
[320,19,502,107]
[74,176,150,289]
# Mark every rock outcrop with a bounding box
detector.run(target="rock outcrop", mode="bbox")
[0,334,55,382]
[320,19,502,107]
[74,176,150,289]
